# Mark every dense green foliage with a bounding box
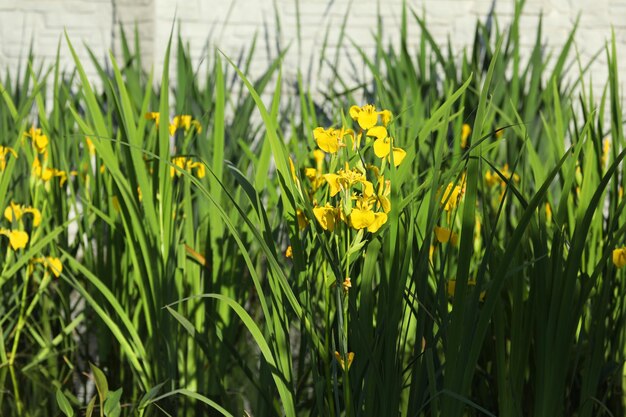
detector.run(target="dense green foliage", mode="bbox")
[1,2,626,416]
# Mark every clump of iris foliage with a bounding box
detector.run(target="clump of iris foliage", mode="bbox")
[2,0,626,416]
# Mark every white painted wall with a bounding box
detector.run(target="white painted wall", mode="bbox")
[0,1,624,97]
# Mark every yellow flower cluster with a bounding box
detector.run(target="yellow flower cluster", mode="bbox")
[170,156,205,179]
[1,201,62,276]
[305,104,404,234]
[145,112,202,136]
[24,126,69,186]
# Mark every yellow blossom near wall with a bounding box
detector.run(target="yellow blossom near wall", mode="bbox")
[169,115,192,136]
[24,126,49,154]
[32,157,68,186]
[613,247,626,268]
[4,202,42,227]
[313,127,353,153]
[0,229,29,250]
[170,156,205,178]
[349,104,392,130]
[146,112,201,135]
[366,126,406,167]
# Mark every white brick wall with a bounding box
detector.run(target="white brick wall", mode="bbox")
[0,0,624,100]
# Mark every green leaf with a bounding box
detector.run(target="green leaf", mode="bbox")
[55,389,74,417]
[104,388,122,417]
[90,363,109,403]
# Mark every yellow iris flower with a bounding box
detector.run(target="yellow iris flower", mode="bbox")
[349,104,392,130]
[4,202,42,227]
[24,126,49,154]
[324,164,373,198]
[349,198,387,233]
[0,229,29,250]
[313,204,339,231]
[170,157,205,179]
[366,126,406,167]
[314,127,354,153]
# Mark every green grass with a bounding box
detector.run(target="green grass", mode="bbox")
[1,1,626,416]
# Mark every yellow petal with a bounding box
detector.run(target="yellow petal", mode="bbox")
[461,123,472,148]
[285,245,293,258]
[378,194,391,213]
[350,208,375,230]
[46,257,63,277]
[145,112,160,125]
[191,119,202,133]
[323,173,342,197]
[296,209,308,230]
[313,205,337,231]
[362,180,374,198]
[380,110,392,126]
[349,105,361,120]
[24,208,42,227]
[2,229,29,250]
[366,126,387,140]
[314,127,340,153]
[193,162,206,179]
[434,226,459,245]
[373,137,391,158]
[390,147,406,167]
[85,137,96,155]
[357,105,378,130]
[33,133,49,153]
[313,149,325,164]
[613,247,626,268]
[305,167,317,180]
[178,115,192,131]
[334,351,355,370]
[367,212,387,233]
[4,201,22,223]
